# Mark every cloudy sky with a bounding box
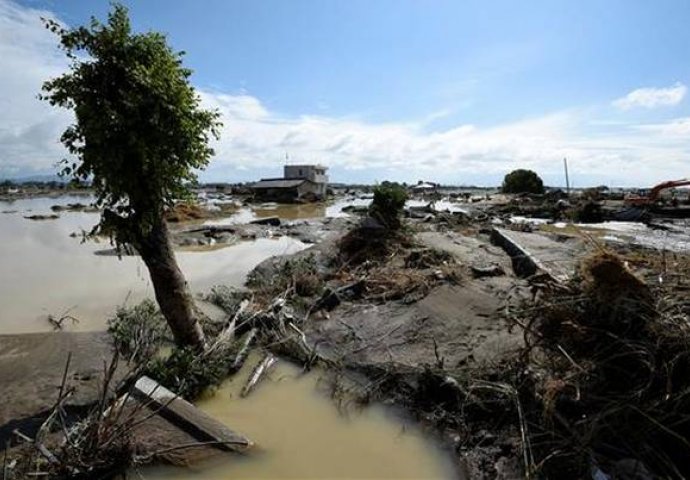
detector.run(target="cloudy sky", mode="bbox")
[2,0,690,186]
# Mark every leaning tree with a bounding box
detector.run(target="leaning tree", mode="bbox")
[42,5,221,350]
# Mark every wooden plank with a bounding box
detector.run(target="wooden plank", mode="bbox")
[131,376,252,452]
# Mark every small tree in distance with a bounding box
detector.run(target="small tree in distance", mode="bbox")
[501,169,545,194]
[369,181,408,230]
[41,5,221,350]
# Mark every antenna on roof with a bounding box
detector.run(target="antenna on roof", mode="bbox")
[285,151,289,165]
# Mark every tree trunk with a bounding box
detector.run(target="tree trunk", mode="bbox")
[137,219,206,350]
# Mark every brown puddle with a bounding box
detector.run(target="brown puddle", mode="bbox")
[140,355,457,479]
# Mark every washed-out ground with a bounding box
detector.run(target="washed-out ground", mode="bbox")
[5,190,684,478]
[245,211,590,477]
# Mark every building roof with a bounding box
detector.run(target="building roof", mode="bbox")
[411,182,437,190]
[249,179,308,189]
[285,164,327,169]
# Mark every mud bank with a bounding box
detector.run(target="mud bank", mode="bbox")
[241,216,563,477]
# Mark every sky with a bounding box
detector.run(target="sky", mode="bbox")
[2,0,690,187]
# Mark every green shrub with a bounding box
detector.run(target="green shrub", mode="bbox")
[501,169,545,194]
[146,346,230,399]
[369,181,408,230]
[108,300,168,363]
[108,297,247,400]
[204,285,251,314]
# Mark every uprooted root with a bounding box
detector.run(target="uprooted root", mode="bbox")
[509,250,690,479]
[247,254,322,306]
[337,225,413,265]
[405,248,454,269]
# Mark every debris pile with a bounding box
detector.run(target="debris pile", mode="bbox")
[4,355,134,480]
[511,250,690,478]
[165,202,210,223]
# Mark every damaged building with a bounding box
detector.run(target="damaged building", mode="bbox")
[249,165,328,202]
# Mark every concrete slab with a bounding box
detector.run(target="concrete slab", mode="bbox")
[417,231,514,274]
[491,227,585,281]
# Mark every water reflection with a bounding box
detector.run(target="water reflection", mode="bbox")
[0,196,306,334]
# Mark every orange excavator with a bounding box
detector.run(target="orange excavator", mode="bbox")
[624,178,690,207]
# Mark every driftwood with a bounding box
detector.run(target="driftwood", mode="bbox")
[226,298,250,340]
[241,354,277,398]
[230,328,257,373]
[11,429,59,466]
[206,299,250,354]
[46,307,80,330]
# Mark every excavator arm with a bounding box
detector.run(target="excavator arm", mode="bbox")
[625,178,690,206]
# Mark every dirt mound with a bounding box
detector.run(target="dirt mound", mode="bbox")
[165,202,209,222]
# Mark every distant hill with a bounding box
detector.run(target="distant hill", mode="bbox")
[0,174,65,184]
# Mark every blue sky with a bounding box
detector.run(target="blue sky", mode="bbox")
[2,0,690,186]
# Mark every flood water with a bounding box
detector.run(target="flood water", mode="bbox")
[1,195,458,479]
[0,196,306,334]
[203,196,369,225]
[0,194,473,334]
[202,195,469,227]
[142,355,456,480]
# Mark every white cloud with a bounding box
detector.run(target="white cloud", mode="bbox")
[1,0,689,186]
[636,117,690,137]
[199,91,690,185]
[613,82,687,110]
[0,0,72,177]
[201,92,269,120]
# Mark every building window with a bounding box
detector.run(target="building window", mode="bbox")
[299,169,303,176]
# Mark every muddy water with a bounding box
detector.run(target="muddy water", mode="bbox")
[204,197,367,226]
[143,355,456,480]
[0,196,306,334]
[205,196,468,227]
[518,215,690,253]
[2,195,457,480]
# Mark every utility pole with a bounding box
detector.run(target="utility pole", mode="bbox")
[563,157,571,196]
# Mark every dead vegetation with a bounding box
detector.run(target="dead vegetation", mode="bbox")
[16,196,689,479]
[505,249,690,479]
[337,223,413,265]
[322,212,464,305]
[311,246,690,480]
[2,347,251,479]
[5,288,269,478]
[3,354,136,479]
[47,306,80,331]
[165,202,209,222]
[246,254,323,308]
[164,201,239,223]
